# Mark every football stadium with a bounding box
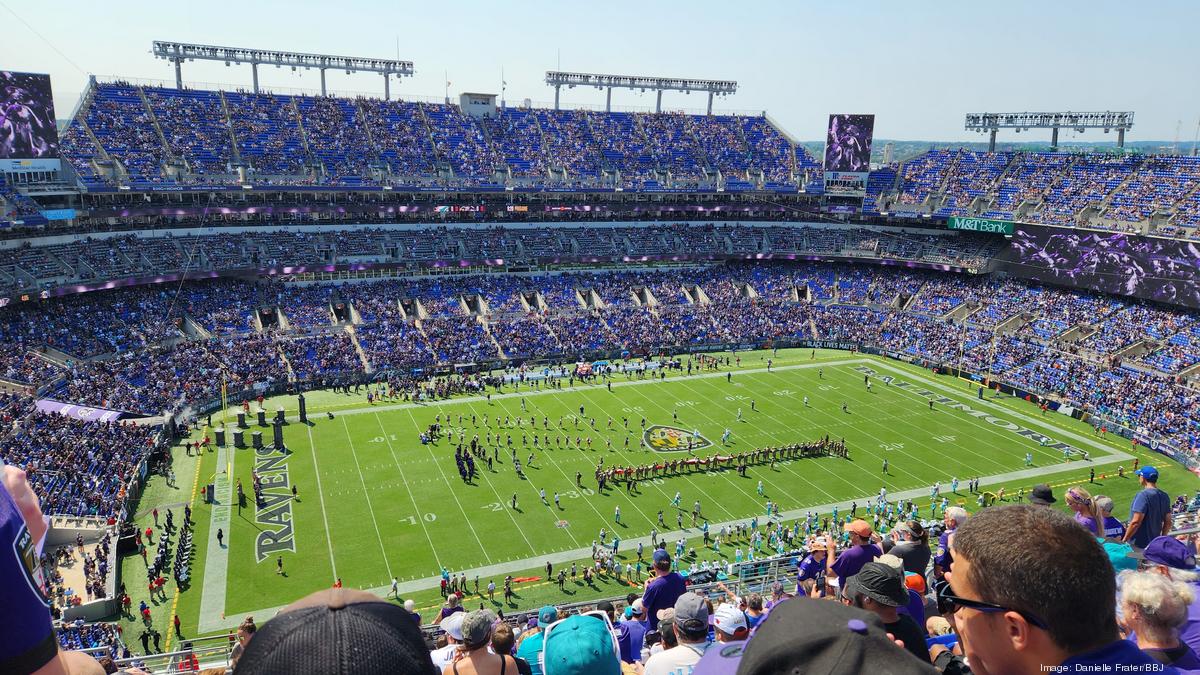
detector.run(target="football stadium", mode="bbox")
[4,4,1200,673]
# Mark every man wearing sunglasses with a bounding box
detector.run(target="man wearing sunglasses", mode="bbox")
[946,504,1175,674]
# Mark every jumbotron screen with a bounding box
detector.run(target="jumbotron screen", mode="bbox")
[1006,224,1200,309]
[0,71,59,160]
[823,114,874,172]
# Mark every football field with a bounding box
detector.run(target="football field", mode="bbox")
[148,348,1197,640]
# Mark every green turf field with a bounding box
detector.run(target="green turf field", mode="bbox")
[118,348,1200,646]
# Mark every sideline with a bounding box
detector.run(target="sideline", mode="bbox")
[196,447,235,632]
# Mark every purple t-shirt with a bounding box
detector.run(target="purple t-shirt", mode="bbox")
[0,480,56,675]
[1144,643,1200,671]
[1103,516,1127,540]
[1181,581,1200,655]
[797,553,824,582]
[934,529,954,571]
[1060,639,1180,673]
[642,572,686,622]
[438,605,465,622]
[1075,512,1100,536]
[830,544,880,589]
[617,619,648,663]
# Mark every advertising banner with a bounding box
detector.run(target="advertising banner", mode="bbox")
[948,216,1014,235]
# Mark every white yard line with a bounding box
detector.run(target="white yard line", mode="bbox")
[306,422,339,581]
[461,399,574,552]
[201,353,1133,633]
[404,407,494,565]
[340,417,395,581]
[203,446,1110,633]
[375,412,444,573]
[664,375,849,506]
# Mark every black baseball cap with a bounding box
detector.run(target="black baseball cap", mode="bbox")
[235,588,437,675]
[1029,484,1056,505]
[733,598,933,674]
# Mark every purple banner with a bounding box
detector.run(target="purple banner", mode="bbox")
[35,398,131,423]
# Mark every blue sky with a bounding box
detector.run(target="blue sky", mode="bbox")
[3,0,1197,141]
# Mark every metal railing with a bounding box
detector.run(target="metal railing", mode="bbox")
[419,553,798,635]
[111,634,234,674]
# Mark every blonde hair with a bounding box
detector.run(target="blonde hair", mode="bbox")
[926,616,953,636]
[1066,486,1103,536]
[1120,571,1196,644]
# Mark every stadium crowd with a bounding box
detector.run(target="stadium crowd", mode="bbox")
[0,259,1197,538]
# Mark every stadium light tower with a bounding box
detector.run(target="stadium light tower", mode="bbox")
[965,111,1135,151]
[152,41,414,99]
[544,71,737,114]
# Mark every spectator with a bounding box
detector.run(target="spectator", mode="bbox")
[431,613,466,672]
[934,508,968,581]
[641,549,686,625]
[1131,535,1200,652]
[643,593,709,675]
[744,594,766,628]
[232,587,435,675]
[405,599,421,625]
[0,464,110,675]
[617,599,649,664]
[876,554,927,637]
[443,609,513,675]
[841,561,929,663]
[1124,467,1173,550]
[796,540,828,596]
[1096,495,1127,540]
[888,520,932,577]
[726,596,934,674]
[1119,571,1200,670]
[438,594,465,622]
[492,623,532,675]
[1065,486,1104,537]
[711,604,749,643]
[948,504,1167,674]
[655,617,677,655]
[827,519,882,589]
[1028,483,1056,506]
[540,613,621,675]
[594,601,629,664]
[516,606,557,675]
[228,616,256,670]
